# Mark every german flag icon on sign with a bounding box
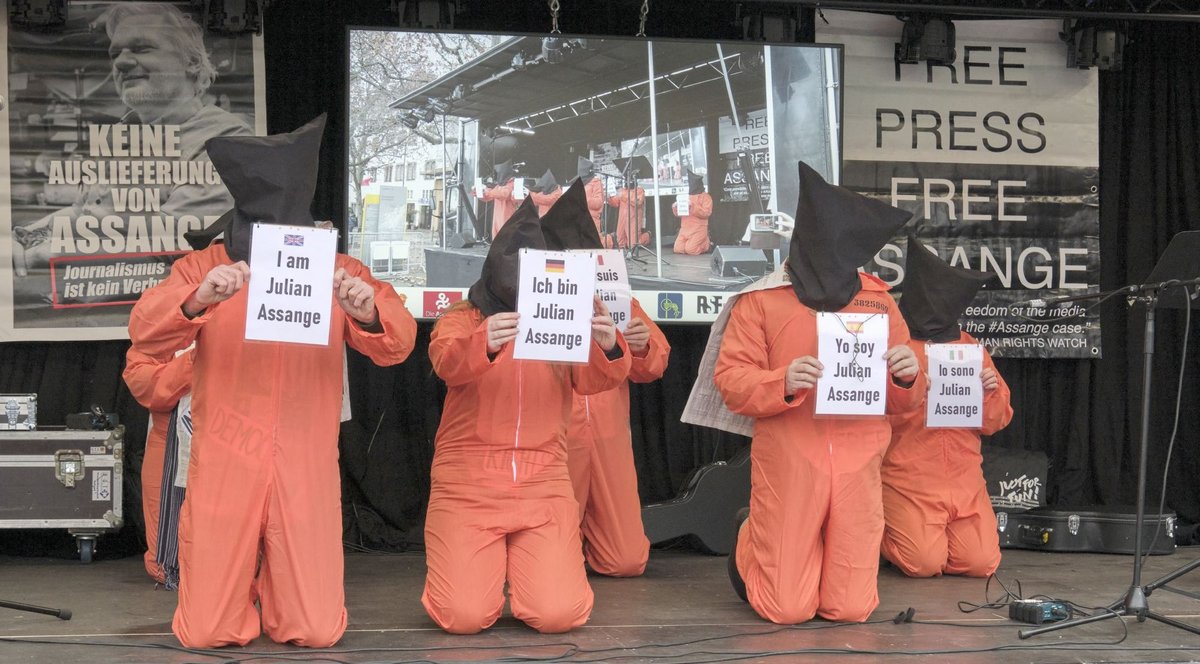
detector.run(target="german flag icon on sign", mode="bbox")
[545,258,565,273]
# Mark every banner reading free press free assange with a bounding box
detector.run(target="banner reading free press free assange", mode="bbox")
[819,12,1100,359]
[1,2,266,341]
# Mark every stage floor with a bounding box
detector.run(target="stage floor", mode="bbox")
[3,548,1200,663]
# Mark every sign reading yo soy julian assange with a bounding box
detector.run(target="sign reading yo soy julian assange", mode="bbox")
[819,11,1100,358]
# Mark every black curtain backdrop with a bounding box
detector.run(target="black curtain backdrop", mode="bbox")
[1,4,1197,558]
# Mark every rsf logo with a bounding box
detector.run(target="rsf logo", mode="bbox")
[657,292,683,319]
[694,294,725,316]
[423,290,462,318]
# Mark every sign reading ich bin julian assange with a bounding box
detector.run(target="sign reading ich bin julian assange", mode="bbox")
[926,343,985,428]
[514,249,597,364]
[819,11,1101,359]
[244,224,337,345]
[815,312,889,416]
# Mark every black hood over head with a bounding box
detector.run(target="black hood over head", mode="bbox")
[494,159,515,185]
[899,234,993,342]
[531,168,559,193]
[687,170,705,195]
[207,113,326,263]
[576,156,595,183]
[540,179,602,251]
[785,161,913,311]
[183,210,232,251]
[467,198,545,317]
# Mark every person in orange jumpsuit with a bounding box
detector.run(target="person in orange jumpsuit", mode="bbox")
[540,181,670,577]
[124,342,193,583]
[129,115,417,648]
[529,169,563,216]
[607,177,649,250]
[672,171,713,255]
[473,159,518,239]
[881,235,1013,578]
[574,156,606,234]
[423,195,631,634]
[708,161,924,624]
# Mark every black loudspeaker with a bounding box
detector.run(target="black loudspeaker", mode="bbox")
[445,232,477,249]
[711,246,770,278]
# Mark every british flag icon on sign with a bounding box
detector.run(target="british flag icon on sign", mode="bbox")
[284,234,305,246]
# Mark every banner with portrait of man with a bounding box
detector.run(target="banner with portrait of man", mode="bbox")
[1,1,266,341]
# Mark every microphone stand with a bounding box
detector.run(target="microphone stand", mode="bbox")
[0,598,71,620]
[1020,276,1200,639]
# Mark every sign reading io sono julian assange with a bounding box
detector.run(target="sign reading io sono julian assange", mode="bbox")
[820,12,1100,358]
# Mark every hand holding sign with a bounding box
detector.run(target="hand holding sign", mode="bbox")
[591,296,617,352]
[981,367,999,392]
[487,312,520,354]
[785,356,823,395]
[185,261,251,316]
[333,268,377,325]
[884,345,919,384]
[624,317,650,355]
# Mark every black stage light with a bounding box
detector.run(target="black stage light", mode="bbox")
[205,0,263,34]
[896,15,956,65]
[541,37,564,64]
[427,97,451,114]
[9,0,68,28]
[414,104,435,123]
[400,112,420,130]
[1062,20,1125,71]
[511,51,529,71]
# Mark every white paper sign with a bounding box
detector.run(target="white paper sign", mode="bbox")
[675,193,690,217]
[592,249,632,332]
[513,249,597,363]
[815,312,889,416]
[474,177,486,198]
[926,343,985,428]
[512,177,528,200]
[244,223,337,345]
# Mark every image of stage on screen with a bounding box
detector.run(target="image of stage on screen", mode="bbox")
[348,30,840,322]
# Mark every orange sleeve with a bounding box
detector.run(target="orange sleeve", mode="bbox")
[480,181,514,202]
[571,335,631,396]
[884,296,927,415]
[429,306,496,387]
[979,347,1014,435]
[628,299,670,383]
[128,252,216,361]
[122,346,194,412]
[606,194,622,208]
[714,294,806,418]
[338,256,416,367]
[690,193,714,220]
[586,180,605,214]
[530,190,560,207]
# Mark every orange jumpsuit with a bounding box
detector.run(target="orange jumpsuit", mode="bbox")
[530,187,563,217]
[566,299,668,577]
[478,181,517,239]
[672,193,713,255]
[583,178,605,234]
[423,305,630,634]
[715,274,926,624]
[881,332,1012,578]
[123,346,194,583]
[129,244,416,648]
[607,188,649,249]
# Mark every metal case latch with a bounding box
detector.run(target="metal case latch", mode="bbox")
[54,450,85,488]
